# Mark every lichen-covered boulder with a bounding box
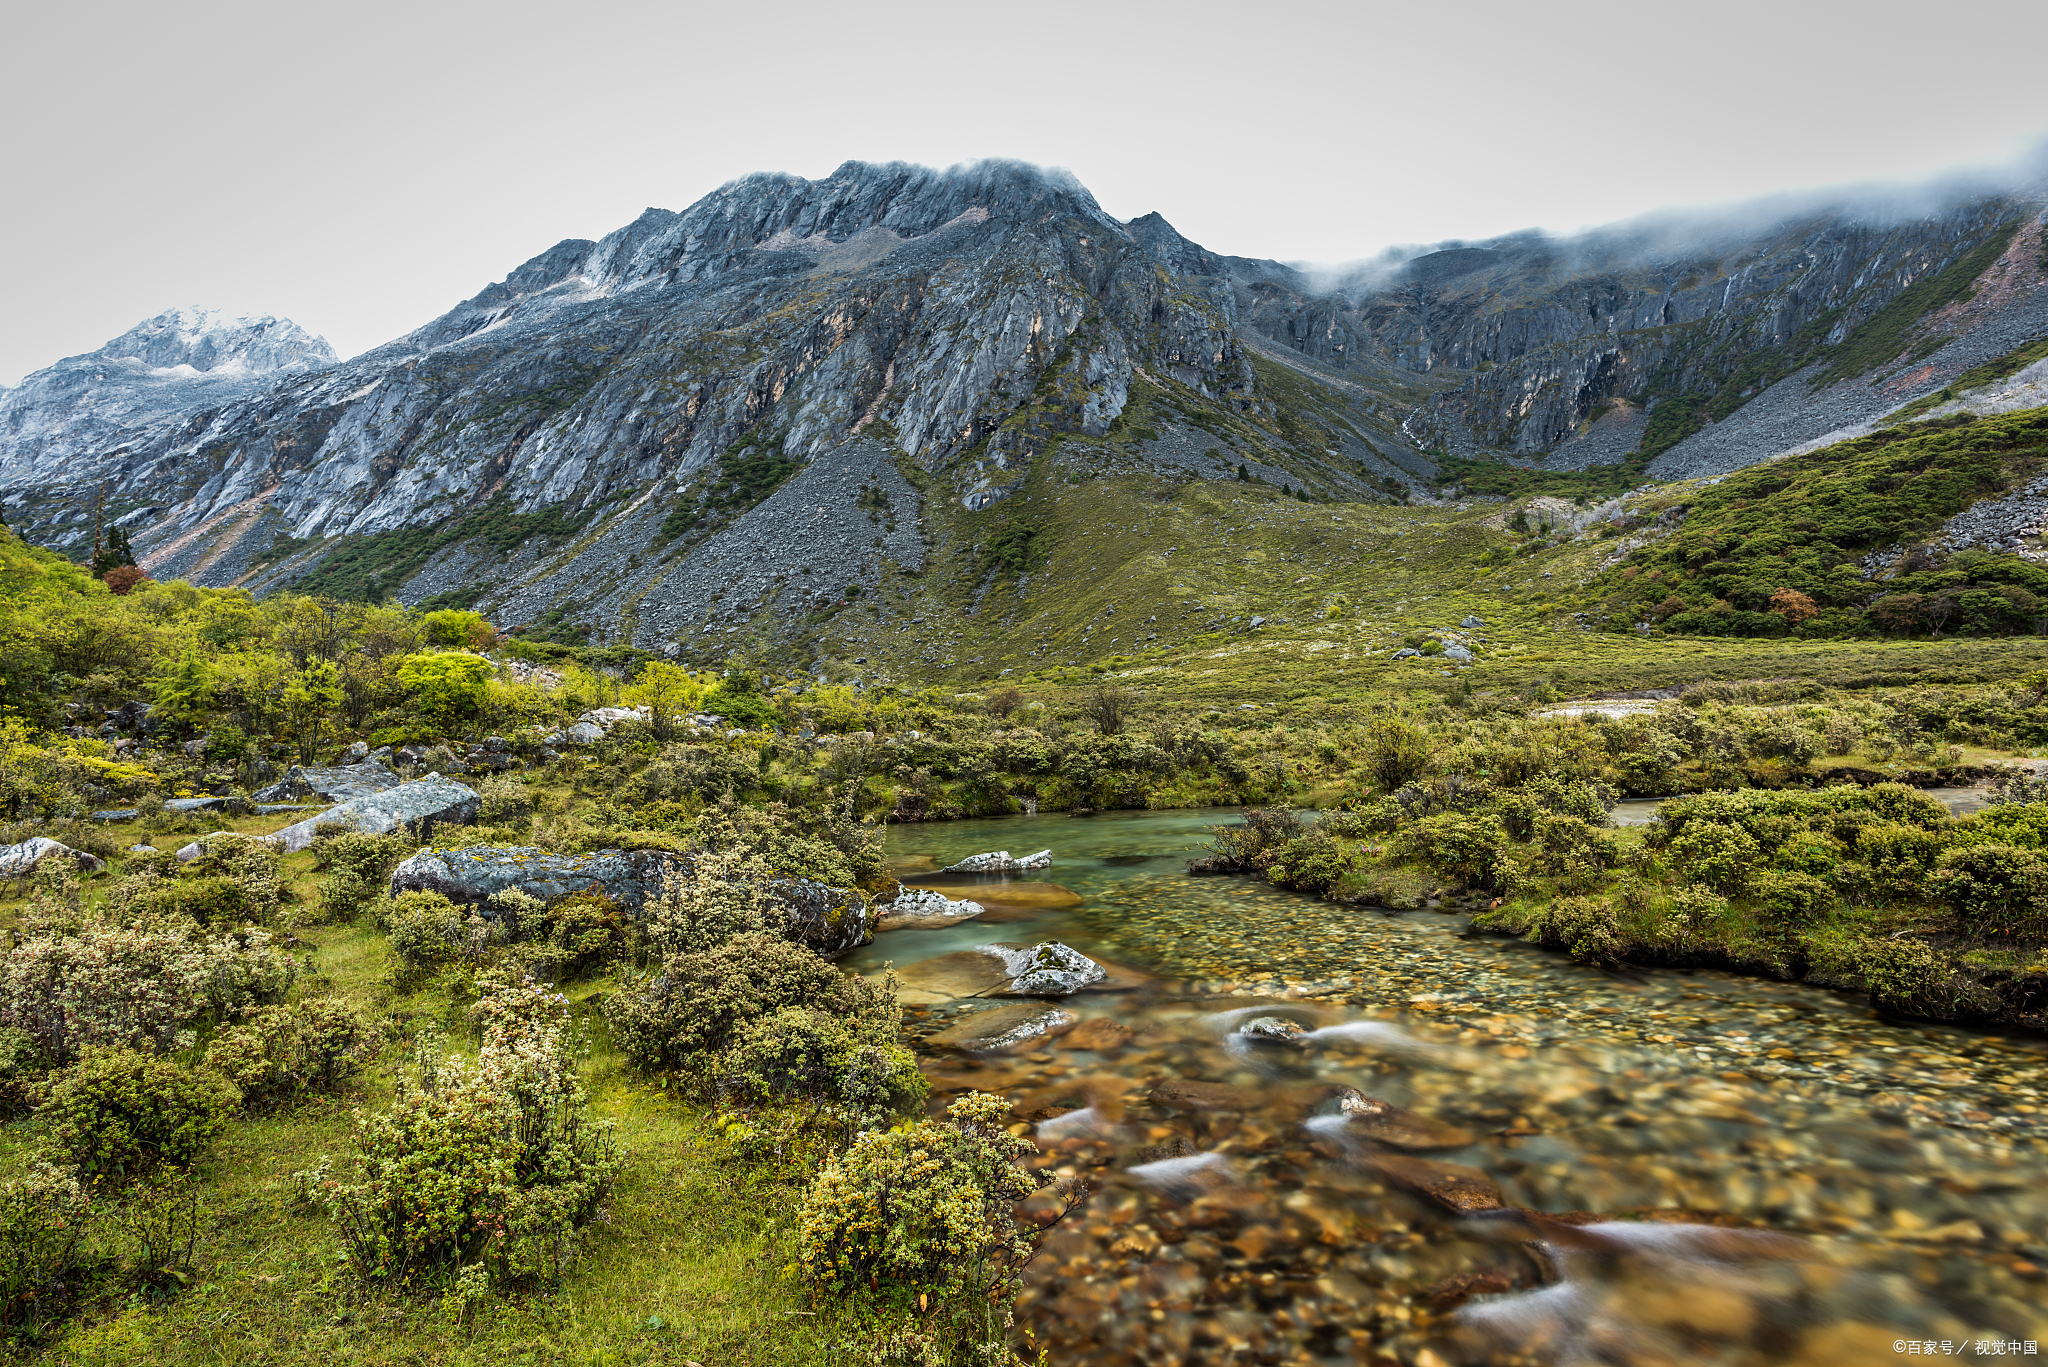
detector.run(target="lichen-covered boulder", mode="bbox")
[0,836,105,877]
[390,845,684,916]
[996,941,1105,995]
[265,773,480,853]
[387,844,871,955]
[941,848,1052,874]
[252,763,401,805]
[879,887,986,930]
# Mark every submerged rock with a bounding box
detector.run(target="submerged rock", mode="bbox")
[942,848,1052,874]
[251,763,405,805]
[925,1002,1080,1052]
[1335,1088,1478,1150]
[1237,1016,1310,1047]
[0,836,105,877]
[1062,1018,1134,1051]
[1366,1154,1504,1213]
[1149,1079,1257,1112]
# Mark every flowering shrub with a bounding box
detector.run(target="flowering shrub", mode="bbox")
[300,978,618,1289]
[0,1027,47,1118]
[40,1047,238,1177]
[204,1000,383,1110]
[0,911,296,1064]
[798,1092,1048,1316]
[604,929,897,1073]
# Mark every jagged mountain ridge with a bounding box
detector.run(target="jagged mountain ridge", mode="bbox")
[1227,186,2048,476]
[3,158,2046,666]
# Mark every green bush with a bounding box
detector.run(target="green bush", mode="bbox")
[1263,828,1355,895]
[1667,821,1763,896]
[476,772,533,825]
[0,1160,91,1342]
[204,1001,383,1110]
[1755,869,1838,932]
[723,1006,925,1126]
[40,1047,237,1178]
[300,978,618,1289]
[384,891,471,973]
[798,1092,1038,1304]
[1519,894,1623,966]
[531,890,636,983]
[0,1027,48,1118]
[605,930,899,1074]
[1393,812,1509,888]
[1931,844,2048,942]
[1855,820,1946,895]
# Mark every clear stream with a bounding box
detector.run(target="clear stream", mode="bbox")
[854,809,2048,1367]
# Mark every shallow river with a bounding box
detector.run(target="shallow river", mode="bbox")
[853,809,2048,1367]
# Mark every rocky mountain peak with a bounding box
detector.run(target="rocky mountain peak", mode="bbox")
[93,306,335,376]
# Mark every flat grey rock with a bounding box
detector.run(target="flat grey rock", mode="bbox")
[262,773,481,853]
[90,808,139,821]
[251,763,405,805]
[389,843,871,954]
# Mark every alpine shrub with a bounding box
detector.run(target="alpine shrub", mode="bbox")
[798,1092,1039,1301]
[0,1161,92,1341]
[300,978,618,1288]
[40,1047,238,1178]
[204,1001,383,1110]
[605,930,898,1074]
[1931,844,2048,942]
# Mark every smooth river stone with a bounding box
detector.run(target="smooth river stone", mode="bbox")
[1149,1079,1258,1112]
[905,879,1082,908]
[888,950,1014,1002]
[1366,1155,1505,1214]
[926,1003,1080,1052]
[1062,1019,1135,1051]
[1338,1090,1477,1150]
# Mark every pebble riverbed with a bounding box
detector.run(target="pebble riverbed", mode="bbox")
[852,809,2048,1366]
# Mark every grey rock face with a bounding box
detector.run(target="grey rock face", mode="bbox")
[251,763,405,805]
[262,773,481,853]
[0,836,105,876]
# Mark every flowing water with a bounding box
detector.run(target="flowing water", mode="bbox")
[852,809,2048,1367]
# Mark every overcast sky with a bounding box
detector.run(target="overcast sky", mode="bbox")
[3,0,2044,386]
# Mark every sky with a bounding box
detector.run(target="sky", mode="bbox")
[3,0,2044,387]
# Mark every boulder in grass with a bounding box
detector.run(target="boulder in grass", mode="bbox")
[386,844,872,955]
[390,846,686,918]
[0,836,105,877]
[254,773,481,855]
[251,763,404,805]
[940,848,1052,874]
